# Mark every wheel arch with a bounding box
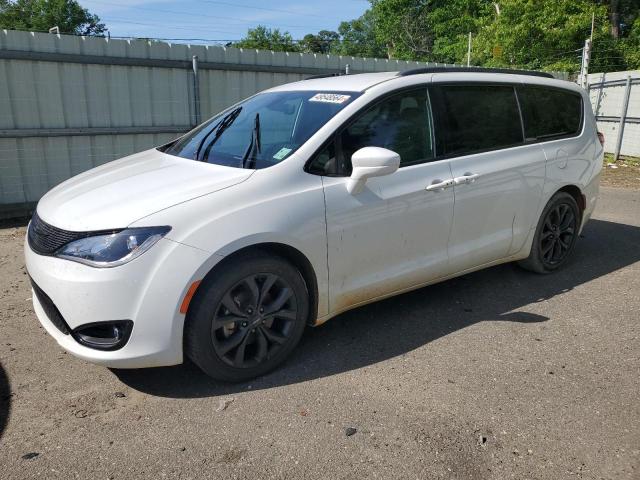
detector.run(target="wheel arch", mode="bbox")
[557,184,586,220]
[185,242,319,327]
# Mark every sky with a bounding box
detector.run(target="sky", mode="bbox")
[82,0,370,43]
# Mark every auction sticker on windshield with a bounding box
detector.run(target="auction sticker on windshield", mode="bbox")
[309,93,351,104]
[273,147,292,160]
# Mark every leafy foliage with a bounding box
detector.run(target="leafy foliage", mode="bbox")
[299,30,340,54]
[0,0,637,74]
[233,25,300,52]
[474,0,607,72]
[232,0,640,73]
[0,0,106,35]
[333,10,387,58]
[370,0,492,62]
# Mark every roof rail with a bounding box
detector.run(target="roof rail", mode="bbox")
[398,67,555,79]
[304,72,343,80]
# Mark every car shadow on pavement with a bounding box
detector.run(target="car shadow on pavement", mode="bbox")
[113,219,640,398]
[0,361,10,439]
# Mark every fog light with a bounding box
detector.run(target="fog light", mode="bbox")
[71,320,133,351]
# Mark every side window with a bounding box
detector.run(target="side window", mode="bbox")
[340,89,435,171]
[517,86,583,141]
[433,85,523,156]
[306,140,339,176]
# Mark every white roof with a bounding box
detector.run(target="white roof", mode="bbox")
[266,72,399,93]
[266,70,579,94]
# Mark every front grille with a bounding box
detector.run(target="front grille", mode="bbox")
[28,211,85,255]
[30,279,71,335]
[27,211,121,255]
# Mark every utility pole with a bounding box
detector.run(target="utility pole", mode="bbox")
[614,75,632,161]
[467,32,472,67]
[579,38,592,89]
[192,55,201,126]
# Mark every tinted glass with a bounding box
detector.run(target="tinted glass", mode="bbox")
[307,141,338,176]
[163,91,359,169]
[518,86,582,141]
[435,85,523,156]
[339,88,434,171]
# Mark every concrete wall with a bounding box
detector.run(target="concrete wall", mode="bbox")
[588,70,640,158]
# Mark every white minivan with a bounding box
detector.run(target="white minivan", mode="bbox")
[25,68,602,381]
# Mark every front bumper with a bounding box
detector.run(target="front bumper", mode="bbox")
[25,234,214,368]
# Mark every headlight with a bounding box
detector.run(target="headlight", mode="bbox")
[55,226,171,268]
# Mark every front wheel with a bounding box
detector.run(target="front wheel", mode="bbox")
[518,192,580,274]
[184,252,309,382]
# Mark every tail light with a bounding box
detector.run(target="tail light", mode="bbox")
[597,131,605,146]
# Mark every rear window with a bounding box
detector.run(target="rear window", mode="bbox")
[517,86,583,141]
[433,85,523,156]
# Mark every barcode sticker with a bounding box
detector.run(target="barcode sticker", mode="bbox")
[309,93,351,104]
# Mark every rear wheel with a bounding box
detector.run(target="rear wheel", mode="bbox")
[185,252,308,382]
[518,192,580,274]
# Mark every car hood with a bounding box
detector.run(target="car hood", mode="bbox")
[37,149,254,231]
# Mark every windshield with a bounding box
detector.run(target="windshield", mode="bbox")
[162,90,360,169]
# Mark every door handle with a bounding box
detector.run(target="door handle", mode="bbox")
[453,173,480,185]
[425,179,454,192]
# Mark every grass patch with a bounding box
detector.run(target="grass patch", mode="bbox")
[604,153,640,166]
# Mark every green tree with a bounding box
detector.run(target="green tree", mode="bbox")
[333,10,386,58]
[592,0,640,38]
[0,0,106,35]
[364,0,638,71]
[300,30,340,54]
[234,25,300,52]
[620,16,640,67]
[370,0,493,62]
[473,0,624,73]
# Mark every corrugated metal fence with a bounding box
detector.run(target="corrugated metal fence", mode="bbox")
[588,70,640,159]
[0,29,571,219]
[0,29,446,218]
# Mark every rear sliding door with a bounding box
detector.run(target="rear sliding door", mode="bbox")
[430,83,547,272]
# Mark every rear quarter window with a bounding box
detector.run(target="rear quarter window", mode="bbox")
[517,86,583,141]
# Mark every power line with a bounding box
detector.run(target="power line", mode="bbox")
[101,18,243,36]
[85,0,330,31]
[198,1,327,19]
[109,36,234,43]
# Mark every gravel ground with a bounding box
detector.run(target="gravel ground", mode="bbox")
[0,186,638,480]
[601,160,640,190]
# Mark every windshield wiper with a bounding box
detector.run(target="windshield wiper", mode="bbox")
[241,113,261,169]
[194,106,243,161]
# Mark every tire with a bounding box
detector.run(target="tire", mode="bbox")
[184,251,309,382]
[518,192,580,274]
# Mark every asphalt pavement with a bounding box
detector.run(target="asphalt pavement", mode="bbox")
[0,186,638,479]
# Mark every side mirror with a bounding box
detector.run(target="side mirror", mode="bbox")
[347,147,400,194]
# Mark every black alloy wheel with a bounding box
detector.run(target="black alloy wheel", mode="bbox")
[185,252,308,382]
[518,191,581,274]
[211,273,297,369]
[539,202,577,267]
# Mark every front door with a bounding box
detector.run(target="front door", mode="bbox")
[316,87,455,313]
